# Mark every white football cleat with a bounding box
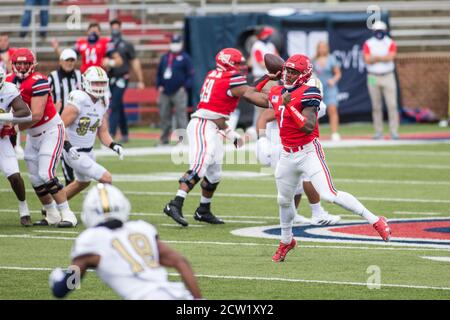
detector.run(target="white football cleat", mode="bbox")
[293,214,311,225]
[311,212,341,226]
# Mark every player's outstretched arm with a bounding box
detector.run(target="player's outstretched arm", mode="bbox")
[98,114,124,160]
[241,86,269,108]
[157,240,202,299]
[0,96,31,123]
[49,254,100,299]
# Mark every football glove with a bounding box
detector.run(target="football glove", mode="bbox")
[63,141,80,161]
[110,142,124,160]
[0,125,16,138]
[223,128,243,148]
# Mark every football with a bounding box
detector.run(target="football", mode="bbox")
[264,53,285,74]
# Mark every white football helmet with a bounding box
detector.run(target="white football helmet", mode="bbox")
[0,67,6,90]
[81,183,131,228]
[82,66,109,98]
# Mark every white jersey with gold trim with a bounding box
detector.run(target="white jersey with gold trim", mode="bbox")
[0,82,20,131]
[65,90,109,148]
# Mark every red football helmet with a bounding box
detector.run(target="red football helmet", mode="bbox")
[11,48,37,79]
[215,48,245,72]
[282,54,313,89]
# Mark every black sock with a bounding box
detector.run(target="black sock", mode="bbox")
[173,196,185,207]
[199,202,210,211]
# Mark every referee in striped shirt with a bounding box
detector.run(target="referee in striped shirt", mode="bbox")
[48,48,82,185]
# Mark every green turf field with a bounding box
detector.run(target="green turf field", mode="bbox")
[1,123,450,300]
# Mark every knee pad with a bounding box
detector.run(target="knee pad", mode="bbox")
[178,170,200,190]
[277,194,292,207]
[44,177,64,195]
[33,184,49,197]
[201,177,219,192]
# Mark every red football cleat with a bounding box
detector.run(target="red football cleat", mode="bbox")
[272,238,297,262]
[373,216,391,242]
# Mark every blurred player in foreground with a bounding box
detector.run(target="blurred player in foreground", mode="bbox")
[245,54,391,262]
[256,76,341,226]
[163,48,270,226]
[0,67,32,226]
[49,183,202,300]
[60,66,124,200]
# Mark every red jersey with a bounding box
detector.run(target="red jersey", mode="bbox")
[75,37,110,73]
[7,72,57,128]
[197,69,247,116]
[268,84,322,147]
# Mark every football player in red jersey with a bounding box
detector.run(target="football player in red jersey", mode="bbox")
[7,48,78,228]
[52,23,122,73]
[245,54,392,262]
[163,48,269,227]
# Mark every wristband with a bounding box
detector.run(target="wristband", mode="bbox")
[63,140,73,153]
[254,75,270,92]
[109,142,121,150]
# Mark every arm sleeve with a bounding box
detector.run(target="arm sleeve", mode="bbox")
[301,87,322,109]
[32,78,50,96]
[229,73,248,88]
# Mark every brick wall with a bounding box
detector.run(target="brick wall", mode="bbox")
[396,53,450,118]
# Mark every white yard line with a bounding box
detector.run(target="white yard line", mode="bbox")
[393,211,442,216]
[4,188,450,203]
[328,162,450,170]
[160,224,205,228]
[421,256,450,263]
[0,265,449,291]
[2,233,450,252]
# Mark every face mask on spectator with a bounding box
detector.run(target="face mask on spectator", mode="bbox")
[261,36,272,44]
[88,32,99,44]
[170,42,183,53]
[111,29,122,41]
[374,30,386,40]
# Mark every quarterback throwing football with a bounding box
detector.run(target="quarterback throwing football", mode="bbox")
[246,54,392,262]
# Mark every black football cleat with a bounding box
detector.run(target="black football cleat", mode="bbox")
[193,209,225,225]
[20,216,32,227]
[33,219,49,226]
[164,201,188,227]
[57,221,76,228]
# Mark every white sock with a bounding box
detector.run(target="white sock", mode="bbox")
[57,201,70,212]
[43,201,56,211]
[200,196,211,204]
[335,191,379,224]
[279,203,295,244]
[176,190,187,198]
[19,201,29,217]
[309,202,323,217]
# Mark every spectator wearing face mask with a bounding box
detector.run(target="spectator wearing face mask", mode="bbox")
[105,19,144,144]
[156,34,194,145]
[363,20,399,140]
[51,23,121,73]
